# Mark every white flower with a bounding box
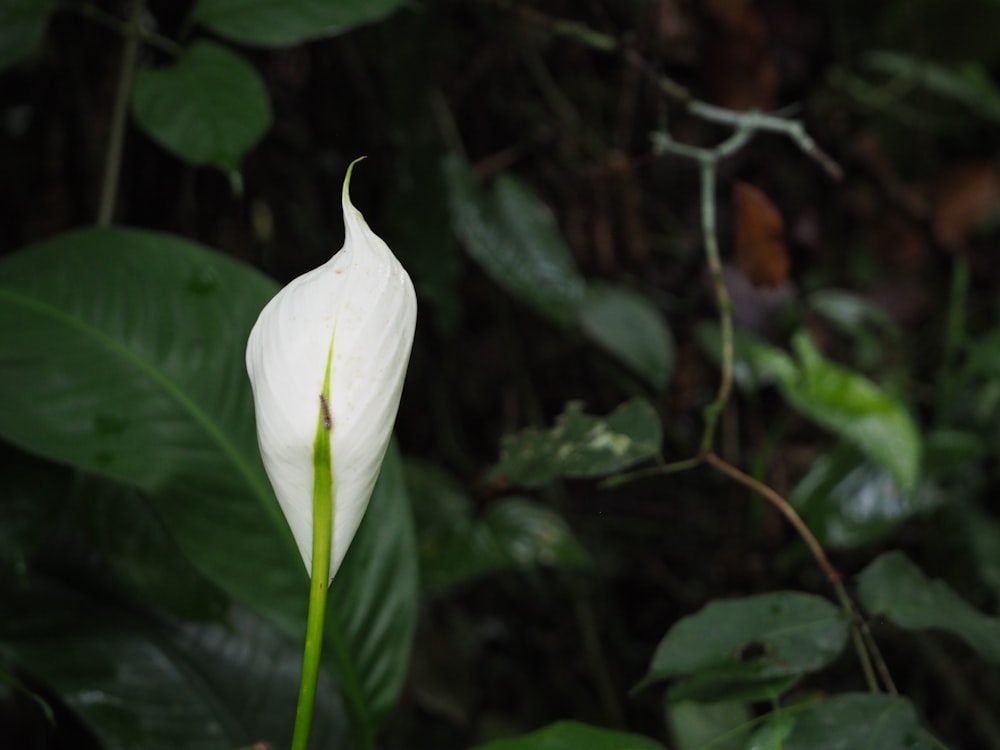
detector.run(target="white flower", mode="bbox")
[246,159,417,582]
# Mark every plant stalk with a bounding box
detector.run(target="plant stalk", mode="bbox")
[97,0,143,228]
[291,385,335,750]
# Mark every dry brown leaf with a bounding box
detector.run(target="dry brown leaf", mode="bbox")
[929,163,1000,251]
[704,0,778,110]
[733,181,790,287]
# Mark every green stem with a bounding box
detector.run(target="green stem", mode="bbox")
[97,0,143,227]
[291,369,336,750]
[697,160,733,454]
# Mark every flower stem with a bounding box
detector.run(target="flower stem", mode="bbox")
[97,0,143,228]
[291,380,336,750]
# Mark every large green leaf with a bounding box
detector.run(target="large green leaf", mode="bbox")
[791,444,945,550]
[188,0,407,47]
[406,460,589,592]
[0,567,349,750]
[774,332,920,494]
[0,227,416,735]
[783,694,935,750]
[470,721,664,750]
[443,154,586,327]
[579,283,675,390]
[325,443,417,730]
[488,398,661,487]
[640,592,848,703]
[858,551,1000,662]
[0,0,54,71]
[668,701,750,750]
[132,41,272,172]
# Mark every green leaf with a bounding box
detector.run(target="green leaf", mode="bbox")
[744,714,795,750]
[326,443,417,728]
[443,154,586,326]
[668,701,750,750]
[963,508,1000,604]
[640,592,848,703]
[406,461,589,591]
[86,479,229,622]
[695,323,793,392]
[865,51,1000,123]
[189,0,407,47]
[470,721,664,750]
[791,444,945,550]
[131,41,272,172]
[773,331,921,494]
[783,694,935,750]
[0,569,349,750]
[579,283,675,390]
[489,398,661,487]
[857,551,1000,662]
[0,227,416,735]
[0,0,54,71]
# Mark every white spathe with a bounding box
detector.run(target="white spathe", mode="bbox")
[246,160,417,581]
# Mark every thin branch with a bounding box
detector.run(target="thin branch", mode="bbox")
[96,0,144,227]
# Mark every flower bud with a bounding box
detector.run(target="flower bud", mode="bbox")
[246,160,416,581]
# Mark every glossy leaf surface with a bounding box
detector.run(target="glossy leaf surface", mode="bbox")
[132,41,272,172]
[444,154,585,327]
[489,398,661,487]
[579,283,675,390]
[0,569,349,750]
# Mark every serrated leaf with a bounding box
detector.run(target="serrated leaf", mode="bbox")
[470,721,664,750]
[189,0,407,47]
[489,398,661,487]
[579,283,675,390]
[858,550,1000,662]
[0,0,54,71]
[406,461,589,592]
[640,592,848,703]
[773,331,921,494]
[443,154,585,326]
[0,568,349,750]
[783,694,935,750]
[132,41,272,172]
[0,227,416,737]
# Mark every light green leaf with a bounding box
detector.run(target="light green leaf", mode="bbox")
[783,694,935,750]
[0,0,54,71]
[443,154,586,327]
[579,283,675,390]
[773,331,921,494]
[489,398,661,487]
[0,227,416,736]
[858,550,1000,662]
[470,721,664,750]
[0,569,349,750]
[189,0,407,47]
[406,461,589,592]
[669,701,750,750]
[132,41,272,172]
[640,592,848,703]
[744,714,795,750]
